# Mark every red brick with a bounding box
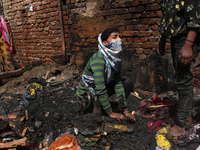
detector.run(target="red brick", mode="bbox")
[152,31,160,36]
[136,49,143,54]
[72,24,78,29]
[166,39,171,43]
[75,47,80,51]
[140,0,149,5]
[151,25,159,30]
[82,43,89,47]
[132,13,141,18]
[103,10,115,16]
[122,31,135,37]
[150,37,158,43]
[111,16,117,20]
[115,8,128,14]
[115,21,125,26]
[129,6,144,13]
[142,43,155,48]
[143,49,152,55]
[69,14,76,19]
[133,37,140,43]
[135,31,152,37]
[140,37,149,42]
[124,14,132,20]
[67,20,73,24]
[156,11,162,17]
[79,38,85,43]
[132,43,143,48]
[45,51,54,54]
[140,12,149,18]
[165,44,171,50]
[91,39,97,43]
[149,12,157,17]
[145,4,161,11]
[105,3,111,10]
[71,48,76,52]
[73,42,82,47]
[133,25,149,31]
[119,26,125,31]
[126,37,134,42]
[126,25,133,31]
[132,0,140,6]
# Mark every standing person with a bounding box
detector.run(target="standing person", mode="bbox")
[0,15,15,72]
[157,0,200,137]
[76,27,135,122]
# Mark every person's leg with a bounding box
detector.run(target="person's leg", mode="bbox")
[92,95,102,114]
[93,78,133,114]
[106,78,133,112]
[170,33,200,136]
[76,80,93,114]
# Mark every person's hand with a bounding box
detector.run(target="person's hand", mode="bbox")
[123,110,136,121]
[109,112,126,123]
[157,36,166,56]
[179,42,193,64]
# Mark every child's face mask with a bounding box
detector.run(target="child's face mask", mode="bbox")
[104,38,123,51]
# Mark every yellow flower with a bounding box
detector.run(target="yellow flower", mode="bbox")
[171,29,174,33]
[181,1,184,6]
[175,4,180,9]
[169,18,173,22]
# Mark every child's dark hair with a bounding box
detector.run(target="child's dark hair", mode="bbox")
[101,27,120,42]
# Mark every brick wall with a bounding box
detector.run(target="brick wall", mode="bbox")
[2,0,62,64]
[2,0,164,65]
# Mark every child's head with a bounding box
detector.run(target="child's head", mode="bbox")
[101,28,121,45]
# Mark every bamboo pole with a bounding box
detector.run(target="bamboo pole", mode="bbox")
[57,0,66,59]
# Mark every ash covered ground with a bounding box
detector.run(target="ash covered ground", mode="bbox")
[0,65,200,150]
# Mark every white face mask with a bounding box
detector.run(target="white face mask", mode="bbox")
[104,39,123,51]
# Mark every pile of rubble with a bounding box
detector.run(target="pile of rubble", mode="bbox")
[0,63,200,150]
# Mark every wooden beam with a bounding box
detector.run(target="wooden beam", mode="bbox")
[0,137,27,149]
[0,59,42,80]
[57,0,66,58]
[0,68,27,79]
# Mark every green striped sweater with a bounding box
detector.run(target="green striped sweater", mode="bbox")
[76,50,127,114]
